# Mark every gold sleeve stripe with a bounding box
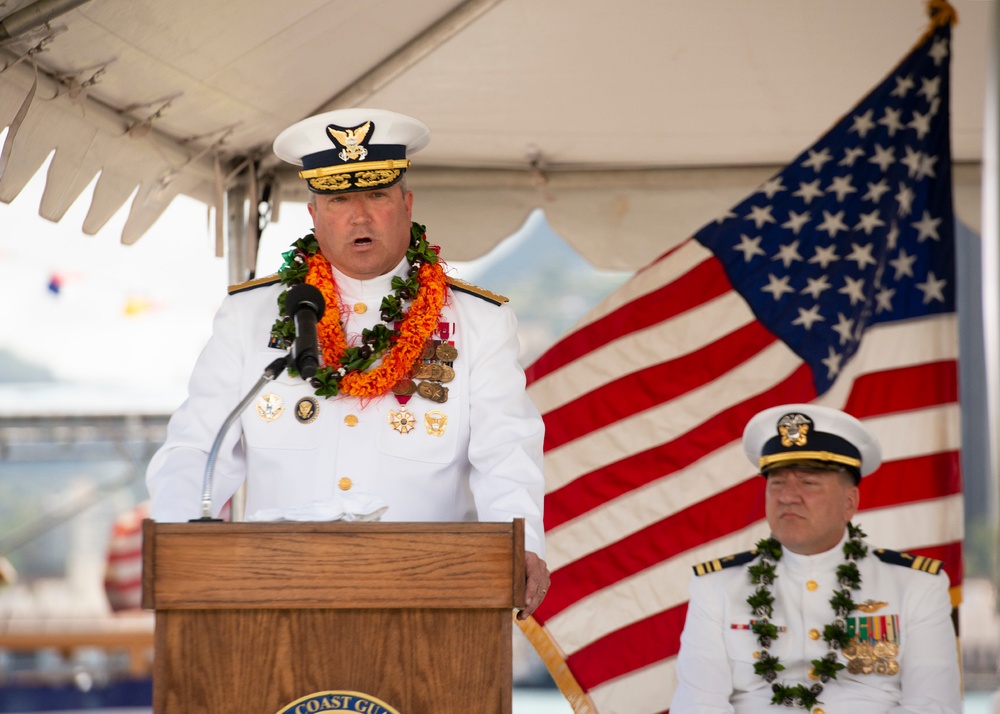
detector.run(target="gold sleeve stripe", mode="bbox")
[911,556,943,574]
[694,559,723,576]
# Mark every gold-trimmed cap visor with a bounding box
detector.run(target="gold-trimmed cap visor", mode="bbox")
[273,108,430,194]
[758,451,862,472]
[742,403,882,480]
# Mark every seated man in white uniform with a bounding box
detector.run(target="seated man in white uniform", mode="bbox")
[146,108,549,618]
[671,403,960,713]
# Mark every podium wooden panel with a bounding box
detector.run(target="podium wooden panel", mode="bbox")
[142,520,525,714]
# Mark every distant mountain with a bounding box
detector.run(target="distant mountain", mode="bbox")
[454,210,631,365]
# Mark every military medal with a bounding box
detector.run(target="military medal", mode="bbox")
[436,342,458,362]
[425,410,448,436]
[408,337,456,405]
[417,381,448,404]
[392,377,417,396]
[388,407,416,433]
[256,393,284,421]
[411,362,435,380]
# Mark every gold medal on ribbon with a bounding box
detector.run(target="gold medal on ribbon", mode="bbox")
[392,376,417,396]
[436,342,458,362]
[438,364,455,383]
[388,407,416,434]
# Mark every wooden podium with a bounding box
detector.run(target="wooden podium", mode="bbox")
[141,519,525,714]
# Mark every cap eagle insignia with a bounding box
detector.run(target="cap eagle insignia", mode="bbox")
[777,413,811,447]
[327,121,372,163]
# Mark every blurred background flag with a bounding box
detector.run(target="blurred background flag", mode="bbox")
[519,3,961,712]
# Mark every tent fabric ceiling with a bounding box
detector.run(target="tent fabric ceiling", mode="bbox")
[0,0,988,269]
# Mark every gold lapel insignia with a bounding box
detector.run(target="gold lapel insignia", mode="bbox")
[855,599,889,613]
[425,410,447,437]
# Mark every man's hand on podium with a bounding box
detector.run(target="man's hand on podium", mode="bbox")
[518,551,550,620]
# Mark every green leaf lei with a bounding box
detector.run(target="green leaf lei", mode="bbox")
[268,222,439,397]
[748,522,867,709]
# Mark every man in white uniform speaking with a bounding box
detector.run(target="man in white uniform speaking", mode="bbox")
[670,404,959,713]
[146,108,549,618]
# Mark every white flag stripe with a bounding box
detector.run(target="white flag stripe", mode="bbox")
[589,658,679,714]
[860,494,964,554]
[569,239,713,332]
[543,340,801,492]
[546,522,770,656]
[528,290,755,415]
[545,441,749,570]
[545,401,958,571]
[866,403,960,463]
[105,559,144,582]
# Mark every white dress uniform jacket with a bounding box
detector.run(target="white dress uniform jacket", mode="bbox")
[671,533,959,714]
[146,257,546,557]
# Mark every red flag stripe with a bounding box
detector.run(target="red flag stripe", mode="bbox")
[567,603,689,690]
[845,360,958,417]
[542,320,779,452]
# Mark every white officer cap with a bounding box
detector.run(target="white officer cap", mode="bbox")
[742,403,882,482]
[273,108,430,194]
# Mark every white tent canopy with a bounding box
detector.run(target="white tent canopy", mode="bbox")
[0,0,988,273]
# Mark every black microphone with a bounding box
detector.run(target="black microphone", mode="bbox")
[285,283,326,379]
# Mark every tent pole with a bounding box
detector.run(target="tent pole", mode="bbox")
[982,0,1000,588]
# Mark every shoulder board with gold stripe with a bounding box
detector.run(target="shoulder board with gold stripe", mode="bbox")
[445,276,508,306]
[692,549,760,577]
[228,274,281,295]
[874,548,943,575]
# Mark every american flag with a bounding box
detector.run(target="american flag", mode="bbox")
[519,12,961,714]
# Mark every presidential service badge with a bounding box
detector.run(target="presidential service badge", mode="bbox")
[295,396,319,424]
[274,690,401,714]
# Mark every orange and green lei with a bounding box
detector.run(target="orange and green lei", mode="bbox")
[269,222,447,399]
